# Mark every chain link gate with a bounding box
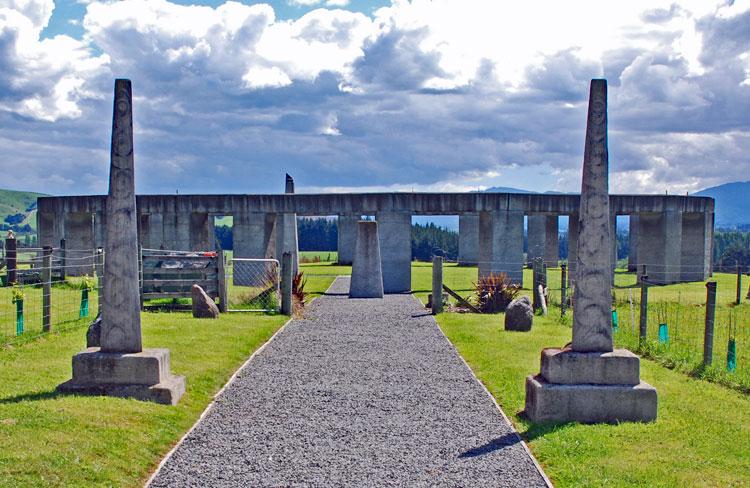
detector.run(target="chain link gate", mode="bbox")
[227,258,280,312]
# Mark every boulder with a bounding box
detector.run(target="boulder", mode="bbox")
[191,284,220,318]
[86,313,102,347]
[505,296,533,331]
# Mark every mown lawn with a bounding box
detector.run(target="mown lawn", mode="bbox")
[0,311,288,486]
[437,312,750,487]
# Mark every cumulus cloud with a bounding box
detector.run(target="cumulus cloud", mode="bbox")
[0,0,748,197]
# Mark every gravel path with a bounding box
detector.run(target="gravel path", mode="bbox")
[149,277,549,487]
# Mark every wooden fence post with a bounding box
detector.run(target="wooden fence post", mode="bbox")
[59,238,66,279]
[639,265,648,342]
[218,250,228,313]
[5,237,17,285]
[95,247,104,316]
[432,256,443,314]
[560,264,567,316]
[281,252,293,316]
[42,246,52,332]
[736,264,742,305]
[704,281,717,367]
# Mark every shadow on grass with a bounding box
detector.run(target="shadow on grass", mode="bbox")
[0,389,62,404]
[458,432,521,458]
[518,416,576,442]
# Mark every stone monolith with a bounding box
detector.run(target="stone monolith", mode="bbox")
[350,221,384,298]
[524,79,657,423]
[58,79,185,405]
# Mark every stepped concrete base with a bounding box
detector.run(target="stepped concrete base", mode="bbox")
[524,375,657,423]
[540,348,640,385]
[57,347,185,405]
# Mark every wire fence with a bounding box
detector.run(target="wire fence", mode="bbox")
[434,258,749,391]
[0,246,103,347]
[226,258,280,312]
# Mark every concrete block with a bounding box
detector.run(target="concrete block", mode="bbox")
[377,211,411,293]
[337,214,357,265]
[540,348,640,385]
[58,347,185,405]
[458,213,479,265]
[69,347,172,385]
[524,375,657,423]
[58,374,185,406]
[350,221,384,298]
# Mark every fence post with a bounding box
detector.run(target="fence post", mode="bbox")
[5,237,17,285]
[736,264,742,305]
[560,264,567,316]
[59,238,66,279]
[217,250,228,313]
[138,245,144,309]
[95,247,104,316]
[42,246,52,332]
[281,252,293,316]
[432,255,443,314]
[703,281,717,367]
[532,257,541,311]
[639,264,648,341]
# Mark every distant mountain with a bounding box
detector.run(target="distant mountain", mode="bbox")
[484,186,534,193]
[0,189,48,234]
[693,181,750,229]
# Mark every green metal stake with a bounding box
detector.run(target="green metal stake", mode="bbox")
[611,309,618,331]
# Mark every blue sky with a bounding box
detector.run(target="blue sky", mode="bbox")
[1,0,749,196]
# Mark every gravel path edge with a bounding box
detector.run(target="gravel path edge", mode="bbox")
[416,294,553,488]
[144,292,315,487]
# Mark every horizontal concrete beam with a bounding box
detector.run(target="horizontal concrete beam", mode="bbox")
[38,192,714,217]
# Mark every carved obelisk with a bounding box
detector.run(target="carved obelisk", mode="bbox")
[572,79,614,353]
[524,79,657,423]
[58,80,185,405]
[101,79,142,353]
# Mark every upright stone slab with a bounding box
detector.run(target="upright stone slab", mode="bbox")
[376,211,411,293]
[458,212,479,265]
[527,215,546,264]
[680,212,711,282]
[275,174,299,275]
[544,215,559,267]
[628,214,639,272]
[337,214,357,265]
[58,79,185,405]
[636,211,682,284]
[525,79,657,423]
[478,210,524,285]
[350,221,384,298]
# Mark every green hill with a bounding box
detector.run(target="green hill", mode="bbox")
[0,189,49,234]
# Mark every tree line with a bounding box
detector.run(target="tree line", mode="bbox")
[210,218,749,268]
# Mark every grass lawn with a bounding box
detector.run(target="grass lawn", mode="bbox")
[0,311,288,487]
[437,312,750,487]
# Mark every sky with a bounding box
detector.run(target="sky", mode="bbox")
[0,0,748,196]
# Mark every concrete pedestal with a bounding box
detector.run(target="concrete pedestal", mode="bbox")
[524,348,656,423]
[57,348,186,405]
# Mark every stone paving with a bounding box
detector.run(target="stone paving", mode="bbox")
[149,277,548,487]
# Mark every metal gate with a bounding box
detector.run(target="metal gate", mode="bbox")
[227,258,280,312]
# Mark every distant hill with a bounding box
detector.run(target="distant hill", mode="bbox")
[693,181,750,229]
[0,189,48,234]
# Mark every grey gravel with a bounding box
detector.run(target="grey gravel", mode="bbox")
[149,277,548,487]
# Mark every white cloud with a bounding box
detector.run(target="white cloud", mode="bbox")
[0,0,749,196]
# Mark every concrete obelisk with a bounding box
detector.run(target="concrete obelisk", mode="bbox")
[524,80,657,423]
[58,79,185,405]
[101,79,142,353]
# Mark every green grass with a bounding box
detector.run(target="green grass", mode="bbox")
[437,312,750,487]
[0,311,287,487]
[299,251,338,263]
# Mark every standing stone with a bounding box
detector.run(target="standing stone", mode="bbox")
[101,79,142,353]
[350,221,384,298]
[504,296,533,331]
[276,174,299,276]
[58,79,185,405]
[191,284,220,318]
[572,79,614,353]
[524,79,657,423]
